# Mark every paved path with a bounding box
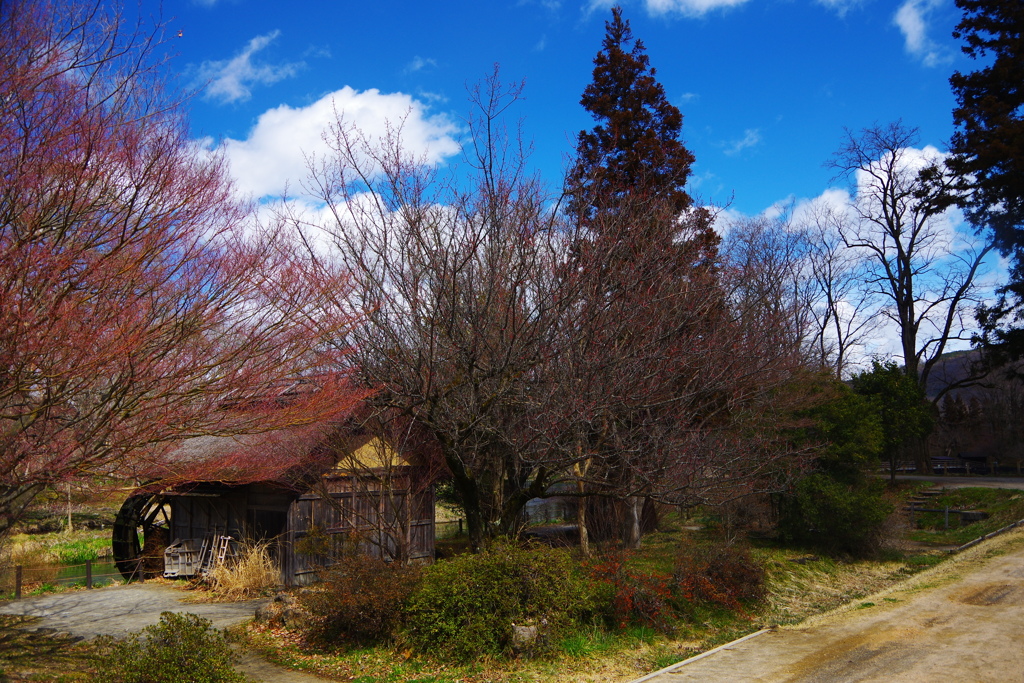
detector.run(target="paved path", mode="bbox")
[638,529,1024,683]
[0,583,265,639]
[0,583,330,682]
[892,474,1024,490]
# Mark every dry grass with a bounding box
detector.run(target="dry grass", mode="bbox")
[209,542,279,599]
[796,526,1024,630]
[0,537,58,594]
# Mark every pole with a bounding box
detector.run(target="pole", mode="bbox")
[14,565,22,599]
[86,559,92,589]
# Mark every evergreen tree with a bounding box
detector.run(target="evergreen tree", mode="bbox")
[567,5,707,243]
[950,0,1024,256]
[851,361,934,484]
[949,0,1024,365]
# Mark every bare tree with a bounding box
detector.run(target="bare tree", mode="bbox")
[829,122,993,396]
[292,73,574,551]
[799,202,885,379]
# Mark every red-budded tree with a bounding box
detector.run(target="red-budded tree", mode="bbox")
[0,0,365,540]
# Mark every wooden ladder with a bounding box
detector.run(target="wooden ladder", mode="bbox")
[213,535,232,566]
[198,534,233,575]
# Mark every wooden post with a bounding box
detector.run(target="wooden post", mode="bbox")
[85,559,93,589]
[458,518,463,535]
[944,506,949,531]
[14,566,22,599]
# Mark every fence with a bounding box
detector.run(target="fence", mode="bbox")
[0,559,125,600]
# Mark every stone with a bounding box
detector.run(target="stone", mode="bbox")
[511,624,538,653]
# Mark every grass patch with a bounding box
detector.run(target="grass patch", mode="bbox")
[51,536,111,564]
[910,487,1024,546]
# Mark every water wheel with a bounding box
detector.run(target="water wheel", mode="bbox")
[112,492,170,580]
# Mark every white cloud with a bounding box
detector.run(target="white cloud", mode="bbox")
[724,128,762,156]
[893,0,952,67]
[219,87,461,199]
[813,0,862,17]
[644,0,751,17]
[404,56,437,74]
[196,31,302,104]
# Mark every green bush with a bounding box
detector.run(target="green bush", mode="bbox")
[95,611,245,683]
[404,541,593,661]
[300,554,421,645]
[673,542,765,610]
[777,472,893,557]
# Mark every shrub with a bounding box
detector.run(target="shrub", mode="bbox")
[777,473,893,557]
[673,541,765,611]
[587,554,673,633]
[210,542,278,599]
[404,541,593,660]
[95,612,244,683]
[300,554,421,646]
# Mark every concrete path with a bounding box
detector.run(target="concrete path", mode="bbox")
[637,529,1024,683]
[0,583,330,682]
[892,474,1024,490]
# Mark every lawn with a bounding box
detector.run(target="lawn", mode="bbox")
[909,486,1024,547]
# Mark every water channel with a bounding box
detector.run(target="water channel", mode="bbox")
[52,559,121,587]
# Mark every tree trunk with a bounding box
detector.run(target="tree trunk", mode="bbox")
[626,496,642,549]
[578,501,590,556]
[574,459,591,557]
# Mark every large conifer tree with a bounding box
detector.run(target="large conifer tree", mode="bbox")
[950,0,1024,255]
[567,6,702,236]
[949,0,1024,364]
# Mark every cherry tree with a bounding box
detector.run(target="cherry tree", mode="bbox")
[0,0,363,539]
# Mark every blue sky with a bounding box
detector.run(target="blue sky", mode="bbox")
[160,0,971,217]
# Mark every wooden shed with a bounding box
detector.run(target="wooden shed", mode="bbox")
[112,422,435,585]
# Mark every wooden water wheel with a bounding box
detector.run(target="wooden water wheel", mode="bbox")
[112,492,170,580]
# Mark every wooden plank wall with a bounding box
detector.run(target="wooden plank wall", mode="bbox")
[283,469,434,585]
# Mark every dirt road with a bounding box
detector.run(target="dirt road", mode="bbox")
[639,529,1024,683]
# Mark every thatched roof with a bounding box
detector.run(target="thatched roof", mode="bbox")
[141,421,336,491]
[138,420,425,493]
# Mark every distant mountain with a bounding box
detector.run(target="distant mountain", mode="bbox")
[922,349,985,401]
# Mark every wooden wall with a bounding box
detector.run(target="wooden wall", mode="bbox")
[284,469,434,585]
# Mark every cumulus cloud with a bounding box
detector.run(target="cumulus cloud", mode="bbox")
[196,31,302,104]
[219,87,461,199]
[893,0,952,67]
[724,128,762,156]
